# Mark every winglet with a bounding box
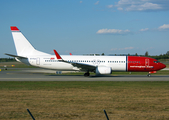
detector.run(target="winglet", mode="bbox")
[54,50,62,60]
[10,26,20,31]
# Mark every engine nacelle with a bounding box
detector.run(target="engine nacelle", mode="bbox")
[95,66,112,74]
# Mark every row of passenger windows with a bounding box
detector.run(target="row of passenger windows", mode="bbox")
[67,60,105,63]
[107,61,140,63]
[45,60,58,62]
[44,60,141,64]
[128,61,140,63]
[45,60,106,63]
[45,60,127,63]
[108,61,125,63]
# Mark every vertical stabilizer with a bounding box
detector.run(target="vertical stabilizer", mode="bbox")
[10,26,50,57]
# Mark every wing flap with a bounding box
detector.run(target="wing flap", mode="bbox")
[71,62,95,71]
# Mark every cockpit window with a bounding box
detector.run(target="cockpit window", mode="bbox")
[154,61,160,63]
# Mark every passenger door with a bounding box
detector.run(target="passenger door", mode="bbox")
[36,58,40,65]
[145,59,149,68]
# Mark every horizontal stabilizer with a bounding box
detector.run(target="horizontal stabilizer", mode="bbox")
[5,53,27,59]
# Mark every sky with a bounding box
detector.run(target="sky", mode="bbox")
[1,0,169,58]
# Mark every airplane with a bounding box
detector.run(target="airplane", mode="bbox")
[5,26,166,77]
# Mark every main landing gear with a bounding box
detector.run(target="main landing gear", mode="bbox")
[84,72,90,77]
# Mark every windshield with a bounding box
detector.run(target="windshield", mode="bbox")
[154,61,160,63]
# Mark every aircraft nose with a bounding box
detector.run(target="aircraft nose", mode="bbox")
[160,63,166,69]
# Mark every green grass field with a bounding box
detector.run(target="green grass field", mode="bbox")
[0,61,169,119]
[1,81,169,120]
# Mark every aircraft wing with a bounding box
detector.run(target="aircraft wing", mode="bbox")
[5,53,27,59]
[54,50,96,72]
[71,62,96,71]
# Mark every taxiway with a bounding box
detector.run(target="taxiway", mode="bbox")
[0,68,169,81]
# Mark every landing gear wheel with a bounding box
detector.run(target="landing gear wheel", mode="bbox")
[147,74,151,77]
[84,72,90,77]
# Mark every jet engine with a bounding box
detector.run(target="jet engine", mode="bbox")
[95,66,112,74]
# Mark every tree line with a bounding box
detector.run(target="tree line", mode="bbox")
[145,51,169,60]
[135,51,169,60]
[0,58,16,62]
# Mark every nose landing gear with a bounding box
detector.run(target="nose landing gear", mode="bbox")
[147,74,151,77]
[147,71,157,77]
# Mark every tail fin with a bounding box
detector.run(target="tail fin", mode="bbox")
[10,26,49,57]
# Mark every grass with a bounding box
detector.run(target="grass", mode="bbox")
[0,81,169,120]
[0,61,169,119]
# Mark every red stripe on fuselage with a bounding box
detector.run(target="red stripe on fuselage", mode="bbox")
[127,56,162,72]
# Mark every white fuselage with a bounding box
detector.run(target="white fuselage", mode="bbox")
[24,55,127,72]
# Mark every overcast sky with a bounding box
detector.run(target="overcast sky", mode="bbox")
[1,0,169,58]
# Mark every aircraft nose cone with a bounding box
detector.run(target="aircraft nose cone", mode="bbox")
[161,63,166,69]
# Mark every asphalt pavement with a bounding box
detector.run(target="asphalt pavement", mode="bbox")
[0,68,169,81]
